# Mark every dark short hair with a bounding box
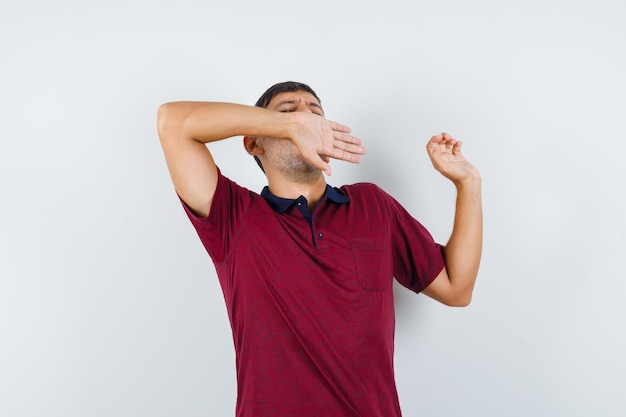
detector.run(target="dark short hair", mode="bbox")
[252,81,321,173]
[255,81,321,108]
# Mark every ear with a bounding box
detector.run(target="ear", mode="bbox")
[243,136,264,156]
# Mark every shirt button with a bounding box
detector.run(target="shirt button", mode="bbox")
[317,233,323,239]
[297,202,303,207]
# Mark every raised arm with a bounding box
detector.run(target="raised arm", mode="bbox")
[157,101,363,217]
[421,133,483,307]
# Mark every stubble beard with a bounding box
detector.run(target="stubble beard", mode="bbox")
[285,160,321,184]
[265,142,323,184]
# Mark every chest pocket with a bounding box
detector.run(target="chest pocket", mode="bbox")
[350,238,393,291]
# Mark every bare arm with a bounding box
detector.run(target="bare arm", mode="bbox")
[157,102,293,217]
[157,101,363,217]
[421,133,483,307]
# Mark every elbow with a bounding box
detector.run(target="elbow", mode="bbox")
[157,103,175,138]
[444,291,473,307]
[450,294,472,307]
[157,102,190,146]
[443,270,477,307]
[422,267,477,307]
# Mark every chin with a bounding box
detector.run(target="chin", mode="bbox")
[286,165,322,184]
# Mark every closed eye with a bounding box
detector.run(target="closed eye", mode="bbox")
[279,108,323,116]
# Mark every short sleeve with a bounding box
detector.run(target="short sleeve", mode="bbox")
[383,192,445,293]
[180,168,257,263]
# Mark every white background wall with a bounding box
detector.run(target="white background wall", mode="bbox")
[1,0,624,416]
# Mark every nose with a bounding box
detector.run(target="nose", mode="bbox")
[295,97,312,113]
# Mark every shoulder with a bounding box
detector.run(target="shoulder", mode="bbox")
[339,181,392,203]
[339,182,418,224]
[186,168,262,222]
[215,168,261,199]
[340,181,384,195]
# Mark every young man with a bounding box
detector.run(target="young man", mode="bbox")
[157,81,482,417]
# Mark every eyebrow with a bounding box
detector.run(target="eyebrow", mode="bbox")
[273,99,323,112]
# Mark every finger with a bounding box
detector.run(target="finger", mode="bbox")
[335,141,367,156]
[334,131,362,146]
[318,158,332,176]
[452,140,463,155]
[325,147,363,163]
[427,134,445,152]
[301,147,332,175]
[429,133,458,153]
[331,136,366,155]
[328,120,352,134]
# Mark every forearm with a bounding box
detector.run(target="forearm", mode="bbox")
[157,101,293,144]
[156,101,294,217]
[444,177,483,297]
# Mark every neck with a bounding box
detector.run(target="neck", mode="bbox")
[266,173,327,211]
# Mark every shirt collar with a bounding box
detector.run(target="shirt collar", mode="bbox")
[261,184,350,213]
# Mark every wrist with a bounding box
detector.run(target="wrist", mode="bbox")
[453,173,482,191]
[275,111,300,141]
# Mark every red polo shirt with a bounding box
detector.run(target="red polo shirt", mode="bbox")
[182,169,445,417]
